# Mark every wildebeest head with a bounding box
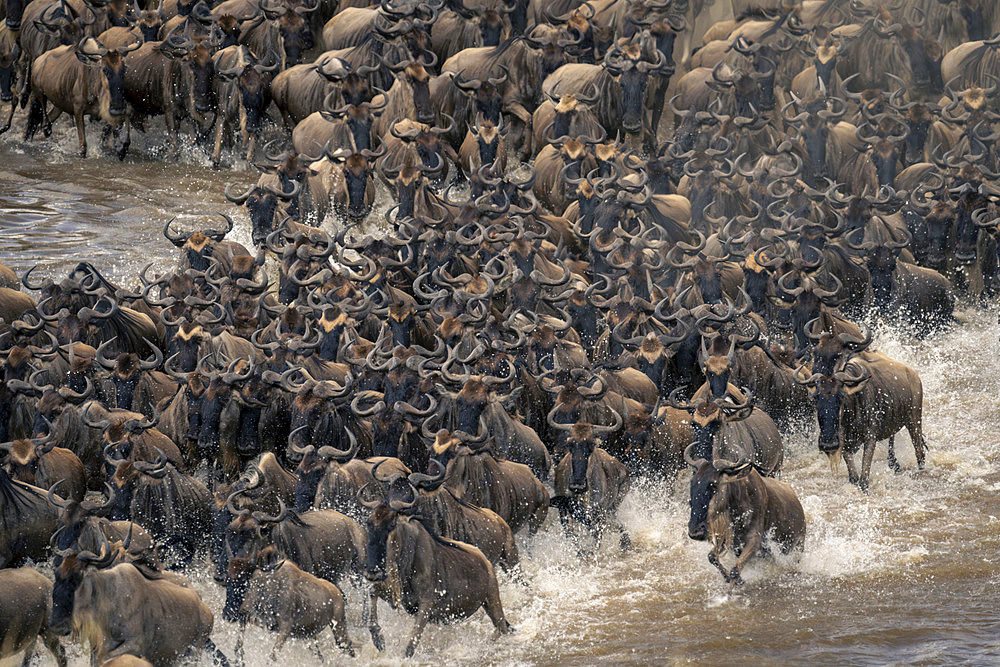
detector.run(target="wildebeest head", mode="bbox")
[782,95,845,178]
[277,10,314,66]
[167,321,215,374]
[359,476,416,582]
[96,337,162,410]
[897,22,941,90]
[900,103,933,163]
[163,214,233,270]
[50,540,117,635]
[564,422,598,493]
[394,61,434,124]
[699,334,736,399]
[75,39,136,122]
[49,483,118,560]
[604,42,663,133]
[671,391,755,470]
[105,0,133,28]
[797,361,870,455]
[5,0,27,30]
[284,370,353,452]
[775,273,844,354]
[453,68,507,124]
[328,149,381,219]
[34,2,89,47]
[1,429,56,485]
[186,42,217,115]
[137,8,163,42]
[195,359,255,456]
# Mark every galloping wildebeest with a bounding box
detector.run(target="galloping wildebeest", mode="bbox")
[361,478,514,657]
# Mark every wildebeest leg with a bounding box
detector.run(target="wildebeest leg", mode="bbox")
[908,415,927,470]
[211,109,227,168]
[74,109,87,157]
[858,439,877,492]
[529,500,548,535]
[707,550,731,583]
[887,435,902,473]
[41,627,67,667]
[18,61,31,109]
[728,526,765,586]
[43,108,58,136]
[484,575,514,638]
[205,638,231,667]
[368,587,385,651]
[165,109,179,158]
[331,616,354,656]
[843,449,860,486]
[19,636,37,667]
[0,100,14,135]
[24,94,45,141]
[269,629,291,660]
[404,607,432,658]
[115,119,130,161]
[616,521,631,551]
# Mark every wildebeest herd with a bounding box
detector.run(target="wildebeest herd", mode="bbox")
[1,0,999,662]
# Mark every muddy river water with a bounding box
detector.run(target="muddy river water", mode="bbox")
[2,105,1000,667]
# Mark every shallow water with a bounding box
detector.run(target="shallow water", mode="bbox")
[2,112,1000,667]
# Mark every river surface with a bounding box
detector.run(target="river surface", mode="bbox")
[2,105,1000,667]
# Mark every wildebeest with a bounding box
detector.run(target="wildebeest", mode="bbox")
[106,451,211,563]
[0,466,60,567]
[406,459,519,569]
[1,428,87,502]
[361,478,514,657]
[550,420,631,549]
[687,457,806,585]
[226,545,354,659]
[49,545,224,665]
[0,567,66,666]
[429,426,549,534]
[796,350,926,492]
[24,37,138,157]
[220,498,364,586]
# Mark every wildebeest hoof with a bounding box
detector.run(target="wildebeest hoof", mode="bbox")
[729,569,744,586]
[405,644,417,658]
[858,479,870,493]
[619,532,632,551]
[371,628,385,652]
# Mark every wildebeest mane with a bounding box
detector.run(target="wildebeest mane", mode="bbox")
[0,467,38,517]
